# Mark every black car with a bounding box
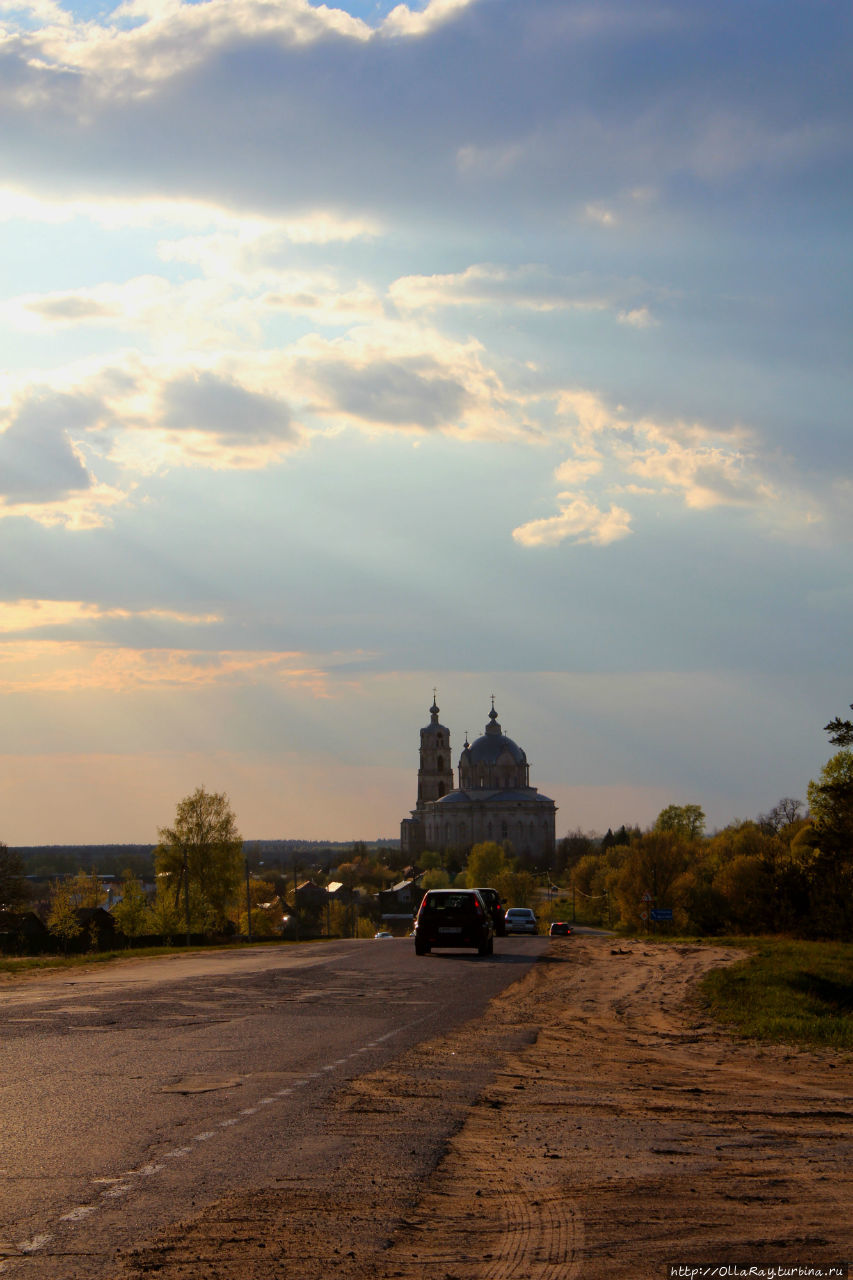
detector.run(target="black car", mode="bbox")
[413,889,494,956]
[472,886,506,937]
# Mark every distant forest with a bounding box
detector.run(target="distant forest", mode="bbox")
[13,839,401,880]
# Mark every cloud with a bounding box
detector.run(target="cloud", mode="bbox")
[617,306,656,328]
[0,599,221,634]
[382,0,480,39]
[0,0,845,225]
[389,263,652,317]
[0,640,344,694]
[159,370,296,445]
[584,203,618,227]
[513,492,632,548]
[516,388,828,548]
[0,393,94,502]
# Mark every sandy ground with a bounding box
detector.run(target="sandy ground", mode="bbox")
[117,936,853,1280]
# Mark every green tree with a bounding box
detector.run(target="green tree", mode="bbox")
[47,880,84,952]
[112,874,150,945]
[463,841,509,888]
[823,702,853,748]
[807,750,853,848]
[148,881,183,943]
[238,879,281,937]
[654,803,706,840]
[67,869,108,909]
[155,787,243,930]
[615,831,690,929]
[0,843,28,910]
[420,867,450,890]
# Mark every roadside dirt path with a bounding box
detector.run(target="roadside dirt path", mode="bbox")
[117,937,853,1280]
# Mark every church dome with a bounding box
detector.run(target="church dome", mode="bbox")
[466,732,526,766]
[465,702,526,765]
[458,703,529,790]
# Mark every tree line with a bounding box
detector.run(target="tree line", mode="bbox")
[2,701,851,948]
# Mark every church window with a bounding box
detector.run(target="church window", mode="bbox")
[438,781,445,797]
[437,755,444,772]
[501,820,508,839]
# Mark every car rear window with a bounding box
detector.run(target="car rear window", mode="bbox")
[423,893,475,912]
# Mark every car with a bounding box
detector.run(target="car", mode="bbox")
[504,907,538,935]
[374,930,394,939]
[413,889,494,956]
[472,886,507,937]
[549,921,573,937]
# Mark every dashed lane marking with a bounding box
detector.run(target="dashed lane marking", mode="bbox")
[2,1011,435,1276]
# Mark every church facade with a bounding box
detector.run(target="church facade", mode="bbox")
[400,698,557,861]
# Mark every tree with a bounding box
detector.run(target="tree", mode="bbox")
[654,804,706,841]
[47,880,84,952]
[66,869,107,909]
[147,881,183,943]
[420,867,450,890]
[823,702,853,748]
[807,750,853,857]
[758,797,805,833]
[0,843,28,910]
[155,787,243,931]
[112,874,151,945]
[463,842,509,888]
[615,831,690,929]
[238,879,281,938]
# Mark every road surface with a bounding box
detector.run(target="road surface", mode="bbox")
[0,936,545,1278]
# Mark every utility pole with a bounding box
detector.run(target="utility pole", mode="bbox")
[245,855,252,944]
[183,846,190,947]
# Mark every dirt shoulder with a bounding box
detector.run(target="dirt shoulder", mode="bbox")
[117,936,853,1280]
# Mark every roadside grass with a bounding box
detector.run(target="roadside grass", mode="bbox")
[697,937,853,1050]
[0,936,313,979]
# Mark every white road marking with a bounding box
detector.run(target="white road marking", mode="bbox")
[10,1013,431,1274]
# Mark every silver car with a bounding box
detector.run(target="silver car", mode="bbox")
[504,907,537,935]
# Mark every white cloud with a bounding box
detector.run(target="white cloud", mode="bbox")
[382,0,480,39]
[0,599,221,634]
[617,306,656,328]
[584,203,618,227]
[513,492,632,548]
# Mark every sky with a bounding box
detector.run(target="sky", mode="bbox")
[0,0,850,845]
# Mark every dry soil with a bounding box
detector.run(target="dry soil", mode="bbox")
[117,936,853,1280]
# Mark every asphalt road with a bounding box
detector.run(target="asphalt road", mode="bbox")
[0,936,546,1278]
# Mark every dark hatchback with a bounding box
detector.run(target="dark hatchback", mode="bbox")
[472,886,506,936]
[413,889,494,956]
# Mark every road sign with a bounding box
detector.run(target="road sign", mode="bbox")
[641,892,653,902]
[650,908,673,922]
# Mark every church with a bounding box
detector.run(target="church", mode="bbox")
[400,697,557,860]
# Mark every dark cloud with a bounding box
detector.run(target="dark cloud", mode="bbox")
[311,355,469,427]
[0,1,848,228]
[26,296,119,321]
[0,394,95,502]
[159,371,295,443]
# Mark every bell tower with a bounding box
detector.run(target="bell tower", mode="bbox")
[417,694,454,804]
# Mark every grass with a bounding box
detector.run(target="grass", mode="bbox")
[698,937,853,1051]
[0,936,316,979]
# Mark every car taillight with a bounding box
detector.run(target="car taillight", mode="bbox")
[475,900,483,916]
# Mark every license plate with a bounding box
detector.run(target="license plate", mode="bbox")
[438,927,461,934]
